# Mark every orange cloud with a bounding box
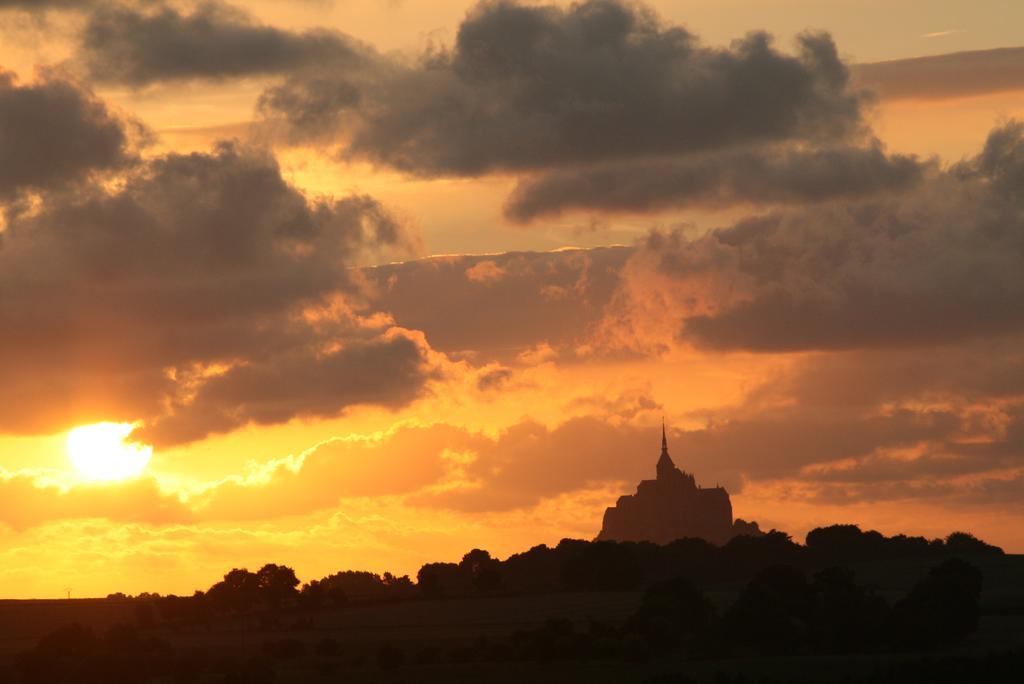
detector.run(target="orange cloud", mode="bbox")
[0,475,190,530]
[464,259,507,284]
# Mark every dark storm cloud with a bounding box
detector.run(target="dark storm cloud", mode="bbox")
[504,143,924,222]
[78,0,368,86]
[611,121,1024,353]
[260,0,865,176]
[854,46,1024,101]
[0,139,432,443]
[0,70,139,199]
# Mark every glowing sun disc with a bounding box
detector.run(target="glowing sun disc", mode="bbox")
[66,422,153,482]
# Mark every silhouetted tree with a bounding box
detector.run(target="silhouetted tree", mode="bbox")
[417,562,473,598]
[806,524,874,565]
[303,569,412,605]
[207,568,261,613]
[721,531,804,580]
[562,541,642,591]
[724,565,814,654]
[654,537,719,584]
[460,548,505,594]
[888,558,983,649]
[381,571,418,599]
[945,531,1003,556]
[501,543,563,593]
[255,563,300,609]
[806,525,1003,568]
[808,567,889,653]
[629,577,716,651]
[301,577,348,608]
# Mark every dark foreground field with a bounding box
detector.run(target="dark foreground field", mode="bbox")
[1,553,1022,683]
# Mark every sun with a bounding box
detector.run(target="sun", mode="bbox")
[66,422,153,482]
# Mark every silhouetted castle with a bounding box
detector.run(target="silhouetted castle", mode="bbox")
[597,422,761,545]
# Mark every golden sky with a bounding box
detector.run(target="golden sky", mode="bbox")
[1,0,1023,598]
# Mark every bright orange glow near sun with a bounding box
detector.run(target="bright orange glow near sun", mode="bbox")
[66,422,153,482]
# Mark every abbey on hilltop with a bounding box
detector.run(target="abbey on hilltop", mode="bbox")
[597,422,761,546]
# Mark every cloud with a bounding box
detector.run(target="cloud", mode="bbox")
[0,137,432,443]
[686,341,1024,505]
[6,345,1018,531]
[260,0,865,176]
[407,416,659,512]
[0,474,191,530]
[212,402,941,518]
[76,1,369,86]
[195,423,473,520]
[141,328,440,446]
[186,413,657,519]
[677,408,960,484]
[363,247,631,358]
[0,70,140,199]
[191,374,1018,519]
[745,341,1024,412]
[252,0,926,221]
[594,121,1024,354]
[505,142,924,222]
[464,259,506,284]
[0,0,98,9]
[853,46,1024,100]
[67,0,904,220]
[476,365,513,391]
[766,407,1024,509]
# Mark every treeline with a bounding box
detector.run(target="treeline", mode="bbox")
[513,557,984,662]
[16,557,992,683]
[108,525,1002,620]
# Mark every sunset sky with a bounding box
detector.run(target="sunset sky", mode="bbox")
[1,0,1023,599]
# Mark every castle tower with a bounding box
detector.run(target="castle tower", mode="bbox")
[656,418,676,480]
[596,416,760,545]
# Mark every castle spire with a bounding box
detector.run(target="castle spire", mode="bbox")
[657,418,676,479]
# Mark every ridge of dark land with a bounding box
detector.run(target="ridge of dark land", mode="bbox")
[0,525,1022,682]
